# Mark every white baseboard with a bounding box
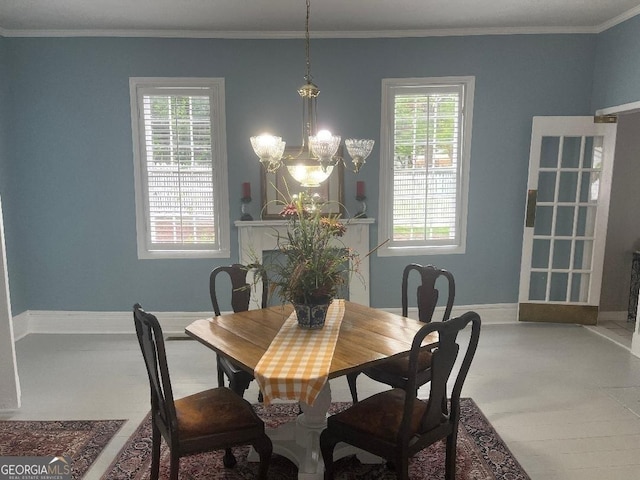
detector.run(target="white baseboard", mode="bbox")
[12,306,634,337]
[394,303,518,325]
[12,311,29,341]
[11,303,519,340]
[12,310,213,337]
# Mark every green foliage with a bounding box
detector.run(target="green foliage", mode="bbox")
[258,192,358,305]
[394,93,458,166]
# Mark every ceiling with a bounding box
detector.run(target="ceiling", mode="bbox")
[1,0,639,38]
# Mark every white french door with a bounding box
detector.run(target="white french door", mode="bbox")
[518,116,617,324]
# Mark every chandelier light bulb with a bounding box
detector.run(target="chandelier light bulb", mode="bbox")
[309,131,341,172]
[316,129,333,141]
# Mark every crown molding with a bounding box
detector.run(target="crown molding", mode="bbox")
[0,25,598,39]
[596,4,640,33]
[0,6,638,39]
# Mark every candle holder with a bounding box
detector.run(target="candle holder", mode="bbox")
[355,194,367,218]
[240,196,253,221]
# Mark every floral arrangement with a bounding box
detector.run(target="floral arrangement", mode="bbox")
[263,191,359,306]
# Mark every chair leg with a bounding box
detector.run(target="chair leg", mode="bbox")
[150,423,161,480]
[216,357,225,387]
[394,453,409,480]
[223,448,237,468]
[229,375,252,399]
[319,429,338,480]
[258,390,264,403]
[169,449,180,480]
[346,372,360,403]
[253,434,273,480]
[445,429,458,480]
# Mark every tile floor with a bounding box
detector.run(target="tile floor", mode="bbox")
[3,321,640,480]
[587,318,636,350]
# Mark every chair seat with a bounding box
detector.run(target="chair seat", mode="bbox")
[328,388,428,443]
[175,387,263,440]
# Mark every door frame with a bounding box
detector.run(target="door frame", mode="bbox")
[0,195,21,409]
[596,100,640,358]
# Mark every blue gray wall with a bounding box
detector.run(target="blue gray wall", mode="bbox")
[0,21,637,315]
[0,37,13,294]
[592,14,640,111]
[0,37,9,202]
[0,38,7,193]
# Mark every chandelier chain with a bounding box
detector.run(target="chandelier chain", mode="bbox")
[304,0,312,83]
[249,0,374,184]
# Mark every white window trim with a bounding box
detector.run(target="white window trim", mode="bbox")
[377,76,475,256]
[129,77,230,259]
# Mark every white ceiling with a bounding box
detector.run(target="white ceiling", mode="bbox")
[1,0,639,38]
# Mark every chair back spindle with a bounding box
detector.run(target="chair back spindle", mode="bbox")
[210,264,268,316]
[401,263,455,323]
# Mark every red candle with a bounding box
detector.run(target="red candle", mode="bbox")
[356,181,365,197]
[242,182,251,199]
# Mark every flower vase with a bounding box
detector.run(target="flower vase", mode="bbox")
[293,300,332,329]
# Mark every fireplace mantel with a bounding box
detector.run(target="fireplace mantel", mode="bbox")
[234,218,375,307]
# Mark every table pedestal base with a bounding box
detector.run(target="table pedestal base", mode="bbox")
[249,383,383,479]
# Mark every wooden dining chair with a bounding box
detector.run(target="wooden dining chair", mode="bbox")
[321,311,481,480]
[347,263,455,402]
[210,264,268,402]
[133,304,272,479]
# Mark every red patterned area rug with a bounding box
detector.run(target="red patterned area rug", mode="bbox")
[103,398,528,479]
[0,419,125,479]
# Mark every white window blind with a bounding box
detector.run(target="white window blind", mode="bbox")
[378,77,474,256]
[130,79,230,258]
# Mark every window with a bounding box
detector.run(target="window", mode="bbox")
[378,77,474,256]
[130,78,230,258]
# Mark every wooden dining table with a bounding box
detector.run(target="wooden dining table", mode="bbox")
[185,300,437,480]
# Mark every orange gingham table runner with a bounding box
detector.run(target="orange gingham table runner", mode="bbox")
[254,299,345,406]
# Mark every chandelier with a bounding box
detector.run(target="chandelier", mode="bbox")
[250,0,374,188]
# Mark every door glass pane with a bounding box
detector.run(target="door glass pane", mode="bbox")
[579,172,594,203]
[582,137,594,168]
[529,272,548,301]
[534,206,553,235]
[540,137,560,168]
[552,240,571,269]
[558,172,578,202]
[573,240,593,270]
[561,136,582,168]
[570,273,590,302]
[592,136,604,168]
[588,171,601,201]
[532,239,550,269]
[555,206,575,236]
[576,206,596,237]
[550,272,568,301]
[538,172,556,202]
